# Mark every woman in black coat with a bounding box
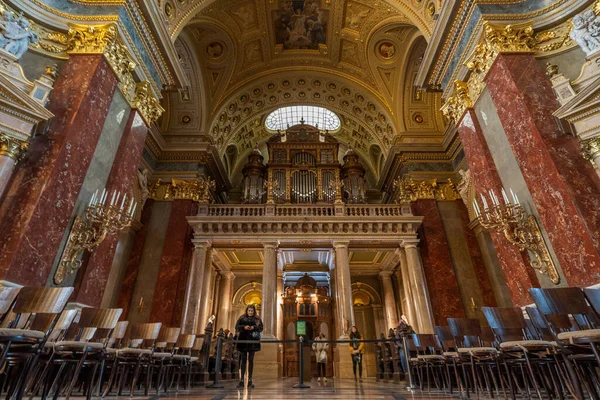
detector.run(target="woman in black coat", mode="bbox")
[235,304,263,388]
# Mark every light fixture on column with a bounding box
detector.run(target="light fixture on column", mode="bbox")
[54,188,137,284]
[472,187,560,284]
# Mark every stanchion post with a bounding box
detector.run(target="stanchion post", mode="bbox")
[402,334,416,391]
[207,335,224,388]
[293,336,310,388]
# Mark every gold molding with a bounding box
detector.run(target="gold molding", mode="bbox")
[67,23,119,54]
[0,132,28,162]
[441,80,472,123]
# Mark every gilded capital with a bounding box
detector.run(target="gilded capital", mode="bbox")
[67,23,118,54]
[582,137,600,164]
[67,23,138,105]
[464,22,535,103]
[132,82,164,126]
[0,132,28,162]
[441,80,472,123]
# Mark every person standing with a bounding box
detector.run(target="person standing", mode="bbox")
[312,332,329,382]
[235,304,263,389]
[348,326,364,382]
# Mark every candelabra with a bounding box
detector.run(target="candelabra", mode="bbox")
[54,188,137,284]
[472,188,560,284]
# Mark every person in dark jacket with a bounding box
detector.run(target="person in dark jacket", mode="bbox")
[235,304,263,389]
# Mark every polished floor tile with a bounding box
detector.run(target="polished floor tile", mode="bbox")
[147,378,460,400]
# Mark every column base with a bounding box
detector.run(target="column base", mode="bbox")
[334,342,355,379]
[252,338,281,378]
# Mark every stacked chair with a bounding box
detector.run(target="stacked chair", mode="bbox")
[0,285,228,399]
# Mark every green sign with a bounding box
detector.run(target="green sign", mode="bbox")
[296,320,306,336]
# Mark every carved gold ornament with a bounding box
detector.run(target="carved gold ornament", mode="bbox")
[132,82,165,125]
[67,23,118,54]
[392,178,460,202]
[442,22,535,122]
[0,132,28,162]
[150,176,215,203]
[582,136,600,165]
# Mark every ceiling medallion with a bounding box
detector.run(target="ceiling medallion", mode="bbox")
[378,41,396,59]
[206,42,224,58]
[273,0,328,50]
[414,114,424,124]
[181,115,191,124]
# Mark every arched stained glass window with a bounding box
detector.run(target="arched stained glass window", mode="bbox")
[265,106,341,131]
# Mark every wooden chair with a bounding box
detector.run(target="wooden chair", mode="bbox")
[447,317,504,399]
[44,307,122,400]
[96,320,128,395]
[171,333,196,391]
[435,326,461,395]
[104,322,162,396]
[482,306,560,399]
[152,327,180,394]
[530,287,600,399]
[189,335,204,385]
[411,333,446,391]
[0,286,73,399]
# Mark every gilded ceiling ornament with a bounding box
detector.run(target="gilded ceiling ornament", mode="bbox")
[0,132,28,162]
[132,81,165,125]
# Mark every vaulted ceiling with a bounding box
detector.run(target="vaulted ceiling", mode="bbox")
[157,0,446,184]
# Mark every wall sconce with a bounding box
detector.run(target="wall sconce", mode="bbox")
[54,188,137,284]
[472,187,560,284]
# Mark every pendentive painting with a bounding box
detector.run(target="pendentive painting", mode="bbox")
[273,0,328,50]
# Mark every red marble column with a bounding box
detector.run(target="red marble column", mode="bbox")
[118,199,154,319]
[457,109,538,306]
[456,200,496,307]
[73,110,149,306]
[485,54,600,286]
[149,200,198,326]
[411,199,465,325]
[0,55,118,286]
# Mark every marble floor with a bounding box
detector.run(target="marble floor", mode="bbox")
[146,378,461,400]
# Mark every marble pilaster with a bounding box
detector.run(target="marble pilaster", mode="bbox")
[149,199,197,326]
[456,108,538,306]
[397,249,418,331]
[181,241,211,334]
[118,199,154,318]
[261,242,278,338]
[404,241,435,333]
[485,53,600,286]
[333,241,355,337]
[411,200,465,324]
[100,224,139,308]
[379,271,398,331]
[0,153,16,201]
[218,271,234,332]
[74,110,149,307]
[197,247,214,333]
[0,55,118,286]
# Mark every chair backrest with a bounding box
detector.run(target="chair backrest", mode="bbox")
[0,288,20,321]
[447,318,481,347]
[482,307,528,342]
[107,321,129,348]
[411,334,442,354]
[156,327,181,351]
[10,287,74,337]
[176,334,196,355]
[530,288,597,334]
[584,288,600,317]
[42,309,78,342]
[434,325,456,351]
[191,336,204,355]
[124,322,162,349]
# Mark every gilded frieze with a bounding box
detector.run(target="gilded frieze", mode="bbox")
[582,136,600,164]
[392,177,460,203]
[149,176,215,203]
[0,132,28,161]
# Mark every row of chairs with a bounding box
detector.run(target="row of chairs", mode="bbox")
[0,286,222,399]
[406,287,600,399]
